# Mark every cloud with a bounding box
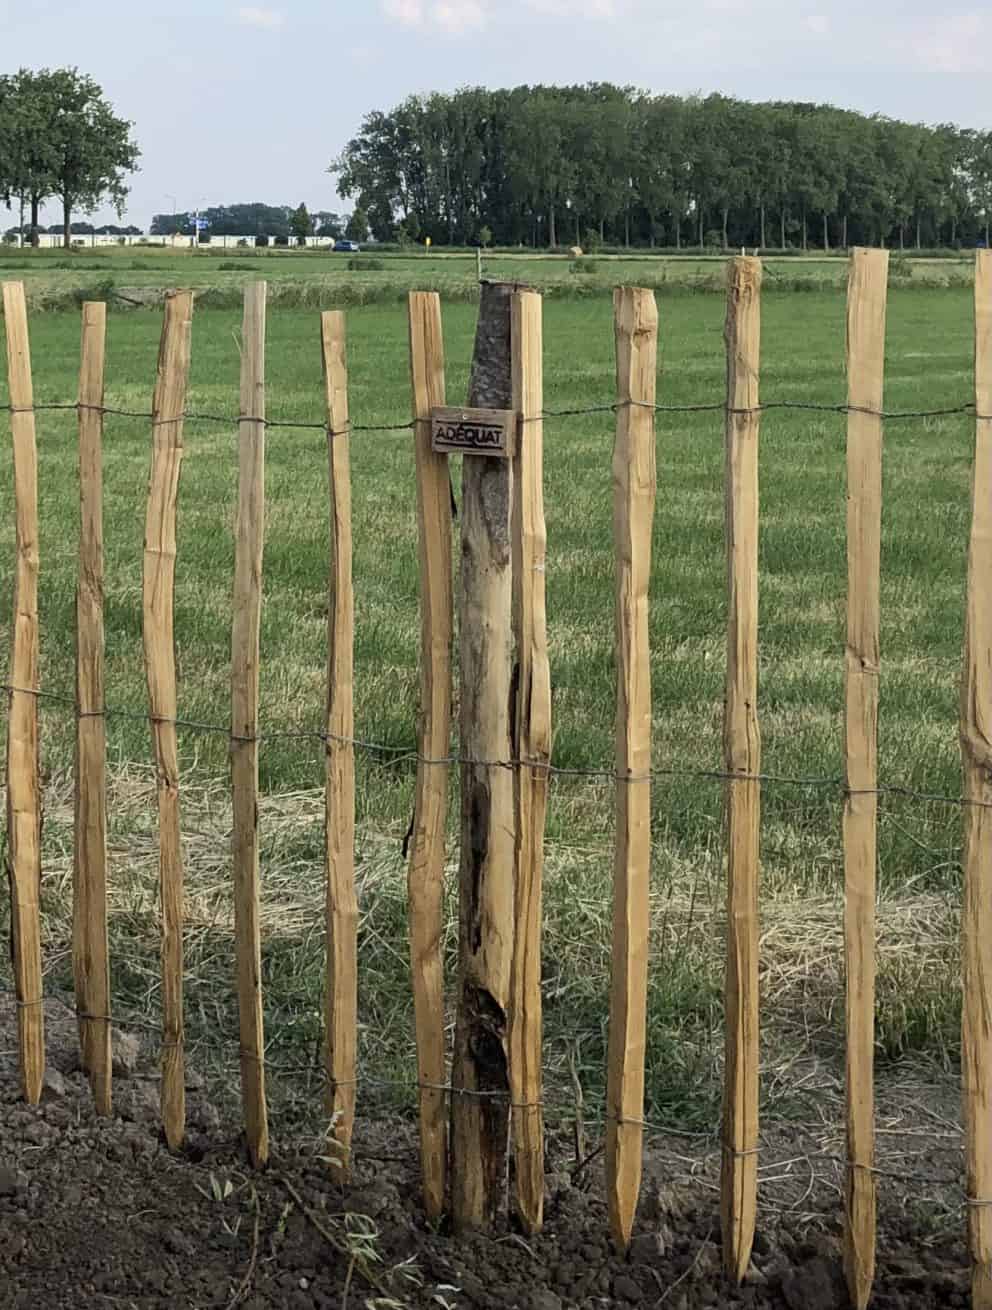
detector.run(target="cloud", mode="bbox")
[805,13,828,35]
[382,0,487,32]
[433,0,486,32]
[382,0,425,23]
[522,0,617,16]
[236,6,284,28]
[899,12,990,73]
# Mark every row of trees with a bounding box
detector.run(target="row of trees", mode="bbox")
[332,85,992,251]
[148,204,358,240]
[4,222,143,237]
[0,68,140,248]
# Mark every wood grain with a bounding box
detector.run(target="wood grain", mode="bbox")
[2,279,45,1105]
[143,289,193,1149]
[321,310,358,1176]
[231,282,269,1166]
[963,247,992,1310]
[450,281,516,1231]
[721,257,762,1283]
[605,286,657,1252]
[509,288,550,1235]
[843,248,888,1310]
[407,291,452,1221]
[74,299,111,1115]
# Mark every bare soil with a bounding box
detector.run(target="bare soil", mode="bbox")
[0,994,969,1309]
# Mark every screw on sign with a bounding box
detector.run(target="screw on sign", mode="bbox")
[430,406,516,458]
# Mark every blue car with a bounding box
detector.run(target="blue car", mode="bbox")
[334,239,360,252]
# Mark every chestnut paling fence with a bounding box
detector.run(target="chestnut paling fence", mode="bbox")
[2,253,992,1310]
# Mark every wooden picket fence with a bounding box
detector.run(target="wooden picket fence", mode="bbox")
[3,252,992,1309]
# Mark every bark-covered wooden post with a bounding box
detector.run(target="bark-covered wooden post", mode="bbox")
[450,281,518,1230]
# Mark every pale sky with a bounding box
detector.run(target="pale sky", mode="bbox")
[3,0,991,230]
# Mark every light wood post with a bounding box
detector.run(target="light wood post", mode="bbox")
[510,288,551,1235]
[721,257,762,1282]
[843,248,888,1310]
[143,289,194,1148]
[605,286,658,1252]
[75,299,111,1115]
[321,310,358,1175]
[231,282,269,1166]
[407,291,453,1220]
[963,248,992,1310]
[2,280,45,1105]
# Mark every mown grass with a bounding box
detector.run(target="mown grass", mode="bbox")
[0,244,977,311]
[0,280,973,1138]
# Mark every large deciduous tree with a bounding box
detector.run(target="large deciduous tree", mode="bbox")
[0,70,56,245]
[0,68,139,248]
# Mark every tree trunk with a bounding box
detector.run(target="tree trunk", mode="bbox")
[823,212,829,252]
[30,195,40,247]
[450,280,516,1231]
[548,202,556,249]
[986,219,989,247]
[916,216,921,250]
[675,213,681,250]
[951,216,957,246]
[63,197,72,250]
[698,208,704,250]
[802,209,807,252]
[18,196,25,247]
[759,204,766,250]
[722,207,729,250]
[843,214,848,249]
[780,208,786,250]
[899,225,905,251]
[575,214,580,247]
[624,210,630,248]
[599,216,605,243]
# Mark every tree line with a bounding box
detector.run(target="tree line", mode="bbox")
[332,85,992,251]
[3,223,143,238]
[0,68,140,247]
[148,204,353,240]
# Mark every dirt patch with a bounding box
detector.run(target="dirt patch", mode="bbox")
[0,993,969,1308]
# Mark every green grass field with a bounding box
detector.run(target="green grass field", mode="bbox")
[0,263,976,1140]
[0,243,977,309]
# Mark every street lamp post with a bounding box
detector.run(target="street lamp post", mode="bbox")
[192,196,207,250]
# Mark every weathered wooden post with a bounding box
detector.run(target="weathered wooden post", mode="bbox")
[448,281,519,1230]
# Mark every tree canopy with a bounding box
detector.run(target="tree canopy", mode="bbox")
[150,203,295,237]
[290,202,312,243]
[331,85,992,250]
[0,67,139,247]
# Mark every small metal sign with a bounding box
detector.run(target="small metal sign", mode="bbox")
[430,406,516,458]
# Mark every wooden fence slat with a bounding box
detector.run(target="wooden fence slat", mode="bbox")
[843,247,888,1310]
[75,299,111,1116]
[231,282,269,1166]
[605,285,657,1252]
[406,291,452,1220]
[721,256,762,1283]
[2,280,45,1105]
[143,289,193,1149]
[321,310,357,1175]
[450,281,517,1231]
[509,288,550,1236]
[963,247,992,1310]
